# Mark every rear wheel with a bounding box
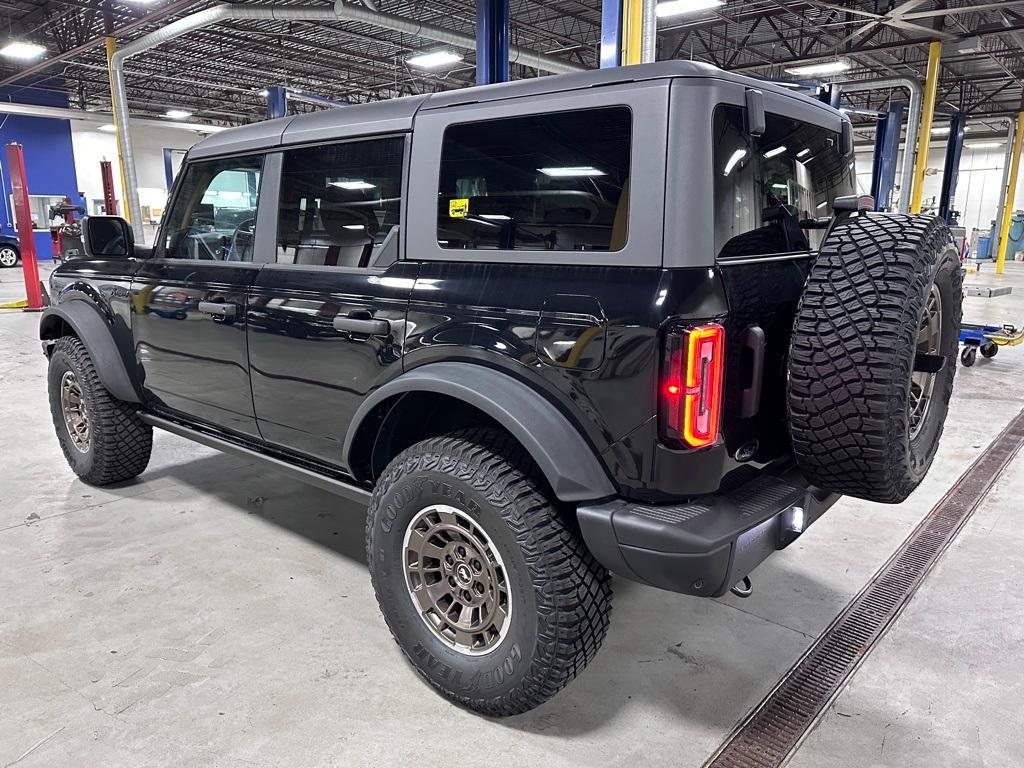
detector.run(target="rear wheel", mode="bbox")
[788,214,963,503]
[0,245,18,268]
[366,427,612,716]
[47,336,152,485]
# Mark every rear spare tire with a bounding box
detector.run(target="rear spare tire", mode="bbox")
[788,214,963,503]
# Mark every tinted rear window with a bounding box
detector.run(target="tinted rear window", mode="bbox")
[713,105,855,258]
[437,107,632,252]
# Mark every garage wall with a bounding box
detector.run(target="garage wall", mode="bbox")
[0,86,82,261]
[70,123,204,219]
[855,139,1024,242]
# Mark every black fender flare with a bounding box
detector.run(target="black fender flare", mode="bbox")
[39,303,140,403]
[343,362,617,503]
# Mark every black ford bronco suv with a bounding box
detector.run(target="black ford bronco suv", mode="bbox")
[41,61,962,716]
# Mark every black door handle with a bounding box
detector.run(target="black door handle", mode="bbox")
[198,301,237,318]
[333,315,390,337]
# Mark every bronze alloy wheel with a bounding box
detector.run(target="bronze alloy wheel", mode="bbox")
[402,503,512,656]
[909,284,943,440]
[60,370,91,452]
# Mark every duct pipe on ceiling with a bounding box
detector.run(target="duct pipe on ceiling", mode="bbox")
[109,2,585,241]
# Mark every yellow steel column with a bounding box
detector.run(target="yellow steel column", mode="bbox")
[622,0,643,66]
[909,40,942,214]
[105,36,130,224]
[995,111,1024,275]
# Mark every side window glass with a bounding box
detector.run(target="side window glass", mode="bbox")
[437,107,632,252]
[161,156,262,261]
[276,137,405,268]
[713,106,855,258]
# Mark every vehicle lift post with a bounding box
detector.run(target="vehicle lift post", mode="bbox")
[871,102,905,211]
[939,111,966,224]
[5,142,43,311]
[266,86,288,120]
[101,159,118,215]
[476,0,509,85]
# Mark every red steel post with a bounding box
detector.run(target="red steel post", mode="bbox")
[6,143,43,311]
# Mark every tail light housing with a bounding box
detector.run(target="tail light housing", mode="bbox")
[660,323,725,449]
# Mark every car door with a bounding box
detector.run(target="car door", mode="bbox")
[132,153,270,438]
[246,135,417,467]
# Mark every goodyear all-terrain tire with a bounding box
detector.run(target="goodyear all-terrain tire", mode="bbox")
[366,427,612,716]
[788,214,963,503]
[47,336,152,485]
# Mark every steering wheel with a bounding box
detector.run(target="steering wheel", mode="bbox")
[224,218,257,261]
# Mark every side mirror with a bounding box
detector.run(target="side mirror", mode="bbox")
[82,215,134,259]
[840,119,854,158]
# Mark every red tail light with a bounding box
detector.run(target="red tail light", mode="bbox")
[660,324,725,448]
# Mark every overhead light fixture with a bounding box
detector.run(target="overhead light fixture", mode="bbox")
[407,50,463,69]
[538,166,605,177]
[967,141,1004,149]
[329,180,375,190]
[97,124,118,133]
[796,148,811,158]
[785,60,851,76]
[656,0,724,17]
[764,146,787,158]
[342,224,365,230]
[723,148,747,176]
[771,182,789,190]
[165,109,193,120]
[932,124,971,135]
[480,214,511,220]
[816,200,828,209]
[0,41,46,60]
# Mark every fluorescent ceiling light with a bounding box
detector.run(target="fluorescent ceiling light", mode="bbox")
[796,148,811,158]
[785,60,851,76]
[98,124,118,133]
[538,166,605,177]
[722,148,747,176]
[931,124,971,134]
[0,41,46,60]
[165,109,193,120]
[967,141,1004,149]
[480,214,511,220]
[771,182,789,190]
[342,224,365,230]
[816,201,828,209]
[407,50,463,69]
[764,146,787,158]
[329,180,375,190]
[656,0,724,17]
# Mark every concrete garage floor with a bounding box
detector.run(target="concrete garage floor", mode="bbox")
[1,260,1023,767]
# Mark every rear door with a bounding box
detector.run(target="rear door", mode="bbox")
[132,153,268,438]
[246,135,417,466]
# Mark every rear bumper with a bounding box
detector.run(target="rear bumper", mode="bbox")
[577,470,839,597]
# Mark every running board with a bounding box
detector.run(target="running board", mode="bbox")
[139,413,372,505]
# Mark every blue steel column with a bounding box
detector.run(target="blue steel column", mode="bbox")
[162,147,176,190]
[870,102,905,212]
[939,112,966,223]
[600,0,623,68]
[476,0,509,85]
[266,85,288,119]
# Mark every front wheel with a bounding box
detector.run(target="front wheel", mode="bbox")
[47,336,153,485]
[366,427,612,717]
[0,245,18,268]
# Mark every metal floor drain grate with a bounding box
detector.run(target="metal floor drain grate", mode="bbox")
[705,410,1024,768]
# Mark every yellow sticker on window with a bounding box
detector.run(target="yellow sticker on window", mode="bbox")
[449,198,469,218]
